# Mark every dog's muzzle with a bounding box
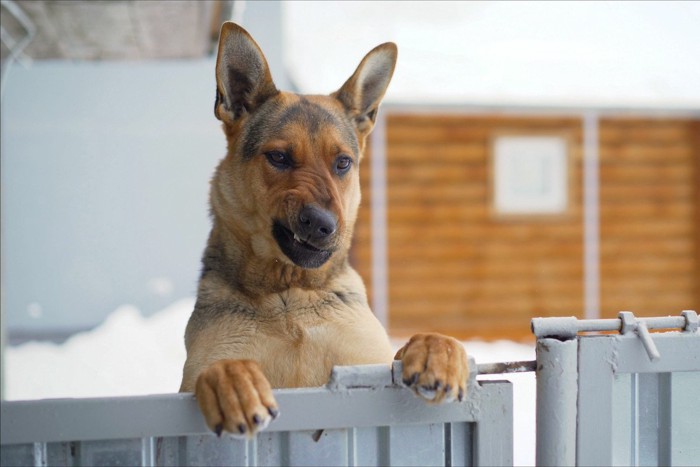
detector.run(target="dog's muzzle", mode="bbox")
[272,205,337,269]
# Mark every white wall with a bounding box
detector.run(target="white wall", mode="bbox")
[1,58,224,337]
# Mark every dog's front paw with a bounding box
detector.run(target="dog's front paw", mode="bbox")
[195,359,279,438]
[395,333,469,404]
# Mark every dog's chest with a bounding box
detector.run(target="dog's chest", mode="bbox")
[253,290,393,387]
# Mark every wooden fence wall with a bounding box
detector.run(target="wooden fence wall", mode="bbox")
[598,118,699,316]
[351,114,699,340]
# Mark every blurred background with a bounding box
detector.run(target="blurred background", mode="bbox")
[1,0,698,348]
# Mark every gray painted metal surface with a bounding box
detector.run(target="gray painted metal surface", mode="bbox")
[531,310,697,339]
[576,330,700,466]
[533,311,700,466]
[1,360,513,466]
[535,338,577,467]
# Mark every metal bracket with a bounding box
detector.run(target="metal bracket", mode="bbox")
[618,311,660,362]
[682,310,698,333]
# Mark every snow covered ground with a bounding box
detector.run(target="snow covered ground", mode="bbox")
[5,299,536,465]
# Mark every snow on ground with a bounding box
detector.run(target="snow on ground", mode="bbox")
[5,299,536,465]
[5,298,194,400]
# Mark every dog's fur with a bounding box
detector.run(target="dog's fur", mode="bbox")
[180,22,468,437]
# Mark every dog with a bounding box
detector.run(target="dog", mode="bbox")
[180,22,469,438]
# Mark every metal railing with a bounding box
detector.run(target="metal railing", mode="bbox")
[2,310,697,466]
[533,310,699,466]
[1,359,513,467]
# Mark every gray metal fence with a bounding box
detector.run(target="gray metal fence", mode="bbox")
[533,310,700,466]
[3,311,698,467]
[1,360,513,467]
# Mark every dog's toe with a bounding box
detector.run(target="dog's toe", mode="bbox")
[195,359,279,438]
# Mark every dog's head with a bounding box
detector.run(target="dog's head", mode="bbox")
[210,23,396,271]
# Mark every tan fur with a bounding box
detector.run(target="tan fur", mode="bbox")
[181,267,392,391]
[180,22,468,438]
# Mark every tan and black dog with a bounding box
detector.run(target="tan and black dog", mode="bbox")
[180,22,469,437]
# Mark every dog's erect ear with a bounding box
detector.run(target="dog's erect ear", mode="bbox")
[214,22,279,123]
[333,43,397,136]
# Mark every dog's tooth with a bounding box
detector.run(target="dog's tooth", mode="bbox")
[294,234,302,243]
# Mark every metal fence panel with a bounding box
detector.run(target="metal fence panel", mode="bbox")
[577,331,700,466]
[447,421,474,466]
[473,383,514,466]
[6,312,697,467]
[387,423,444,466]
[1,361,513,467]
[532,311,699,467]
[609,370,700,467]
[353,426,387,465]
[665,371,700,465]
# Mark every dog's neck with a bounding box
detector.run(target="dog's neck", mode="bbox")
[202,221,348,297]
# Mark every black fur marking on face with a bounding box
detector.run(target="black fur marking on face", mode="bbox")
[274,98,335,136]
[240,99,282,160]
[240,98,359,160]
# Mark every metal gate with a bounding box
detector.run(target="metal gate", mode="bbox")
[533,310,700,466]
[1,360,513,467]
[2,311,698,466]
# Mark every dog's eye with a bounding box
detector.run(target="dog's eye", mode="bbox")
[335,156,353,175]
[265,151,291,169]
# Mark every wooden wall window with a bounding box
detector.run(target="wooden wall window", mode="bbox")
[491,134,571,218]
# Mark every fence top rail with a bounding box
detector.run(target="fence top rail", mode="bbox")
[531,310,697,339]
[0,360,515,446]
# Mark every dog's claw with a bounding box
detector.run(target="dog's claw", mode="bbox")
[238,423,247,435]
[268,407,279,419]
[214,423,223,438]
[403,372,420,387]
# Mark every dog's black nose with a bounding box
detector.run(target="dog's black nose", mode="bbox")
[298,205,337,241]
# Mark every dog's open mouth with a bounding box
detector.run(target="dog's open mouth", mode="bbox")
[272,221,333,269]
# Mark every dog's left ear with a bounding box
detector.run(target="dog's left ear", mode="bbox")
[333,43,397,136]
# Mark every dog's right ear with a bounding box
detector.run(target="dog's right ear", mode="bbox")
[214,22,279,123]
